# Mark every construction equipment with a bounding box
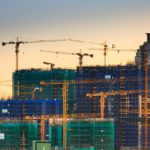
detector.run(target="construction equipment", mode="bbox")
[143,46,148,148]
[89,41,115,66]
[68,38,106,45]
[39,62,150,146]
[90,45,136,66]
[40,81,68,149]
[25,115,46,141]
[68,38,136,66]
[68,39,115,66]
[40,77,143,149]
[43,62,55,70]
[86,89,149,148]
[87,41,148,147]
[86,89,144,119]
[72,38,135,65]
[40,49,93,67]
[2,38,66,71]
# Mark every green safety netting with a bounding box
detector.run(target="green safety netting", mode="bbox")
[49,120,114,150]
[0,122,38,150]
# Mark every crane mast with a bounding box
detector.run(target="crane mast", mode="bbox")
[143,46,148,147]
[2,38,24,71]
[2,38,66,71]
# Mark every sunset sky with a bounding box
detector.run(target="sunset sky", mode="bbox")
[0,0,150,97]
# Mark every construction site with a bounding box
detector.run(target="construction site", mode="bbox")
[0,33,150,150]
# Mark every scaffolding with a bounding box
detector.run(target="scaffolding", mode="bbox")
[0,122,38,150]
[49,118,114,150]
[0,99,62,118]
[3,64,150,149]
[13,68,75,101]
[74,65,149,149]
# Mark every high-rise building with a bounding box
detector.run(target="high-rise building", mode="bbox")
[75,65,141,149]
[13,68,76,114]
[135,33,150,68]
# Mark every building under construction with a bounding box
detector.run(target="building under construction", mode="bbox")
[0,34,150,150]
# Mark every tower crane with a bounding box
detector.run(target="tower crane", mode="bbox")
[43,61,55,70]
[68,39,116,66]
[90,46,136,66]
[40,50,93,67]
[2,38,66,71]
[86,88,149,147]
[68,38,136,66]
[91,44,147,147]
[40,77,141,149]
[86,89,144,119]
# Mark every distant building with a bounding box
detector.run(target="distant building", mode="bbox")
[135,33,150,68]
